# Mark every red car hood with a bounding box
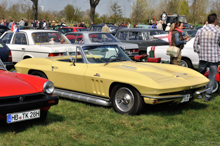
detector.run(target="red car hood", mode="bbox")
[0,70,47,97]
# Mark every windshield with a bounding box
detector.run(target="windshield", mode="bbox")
[185,30,197,38]
[32,32,70,45]
[89,33,119,43]
[178,16,187,23]
[0,59,6,70]
[82,45,131,63]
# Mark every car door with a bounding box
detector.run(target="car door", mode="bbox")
[48,56,87,93]
[7,32,28,62]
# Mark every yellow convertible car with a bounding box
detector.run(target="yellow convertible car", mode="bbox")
[15,44,209,115]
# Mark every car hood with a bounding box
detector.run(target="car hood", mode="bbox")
[92,61,209,89]
[0,70,46,97]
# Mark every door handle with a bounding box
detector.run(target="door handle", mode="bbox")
[52,66,58,71]
[22,48,25,51]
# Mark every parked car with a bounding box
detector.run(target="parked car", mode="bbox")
[147,38,199,69]
[0,24,9,36]
[90,24,119,36]
[0,30,73,63]
[137,25,151,28]
[58,27,87,34]
[15,44,209,115]
[0,39,14,70]
[115,28,169,54]
[65,31,146,61]
[0,59,59,124]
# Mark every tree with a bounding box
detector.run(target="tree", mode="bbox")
[130,0,148,24]
[64,4,75,22]
[110,2,123,23]
[90,0,100,23]
[31,0,38,20]
[190,0,208,24]
[166,0,180,14]
[179,0,190,18]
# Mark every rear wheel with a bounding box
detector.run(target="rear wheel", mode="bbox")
[30,71,48,79]
[180,58,192,68]
[111,85,144,115]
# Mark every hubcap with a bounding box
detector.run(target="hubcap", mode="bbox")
[180,60,188,67]
[115,87,134,112]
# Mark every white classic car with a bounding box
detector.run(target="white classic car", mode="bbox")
[0,30,74,63]
[147,37,199,69]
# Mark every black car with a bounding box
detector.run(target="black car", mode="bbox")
[0,39,14,70]
[115,28,169,54]
[0,25,9,37]
[89,24,119,36]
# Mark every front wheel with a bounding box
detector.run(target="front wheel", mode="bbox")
[111,85,144,115]
[30,71,48,79]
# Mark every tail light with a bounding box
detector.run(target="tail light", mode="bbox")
[48,53,63,57]
[130,49,139,53]
[9,51,12,61]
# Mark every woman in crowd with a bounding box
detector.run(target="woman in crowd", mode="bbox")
[170,21,190,65]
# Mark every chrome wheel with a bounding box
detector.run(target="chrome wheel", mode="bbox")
[180,60,188,67]
[115,87,135,113]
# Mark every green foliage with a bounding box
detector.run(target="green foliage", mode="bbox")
[131,0,148,24]
[110,2,123,23]
[166,0,180,14]
[64,4,75,22]
[0,95,220,145]
[179,0,189,16]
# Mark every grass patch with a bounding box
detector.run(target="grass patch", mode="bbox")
[0,94,220,145]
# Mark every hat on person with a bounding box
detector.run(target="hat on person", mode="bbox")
[52,20,55,23]
[167,23,171,26]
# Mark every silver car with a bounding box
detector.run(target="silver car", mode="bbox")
[65,31,147,61]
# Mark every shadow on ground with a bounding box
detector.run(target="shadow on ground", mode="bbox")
[0,112,64,133]
[142,100,208,116]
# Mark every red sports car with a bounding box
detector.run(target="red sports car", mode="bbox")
[58,27,87,34]
[0,59,59,124]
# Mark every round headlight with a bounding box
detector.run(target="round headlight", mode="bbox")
[43,81,54,94]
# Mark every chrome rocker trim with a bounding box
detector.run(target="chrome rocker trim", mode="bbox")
[53,88,112,106]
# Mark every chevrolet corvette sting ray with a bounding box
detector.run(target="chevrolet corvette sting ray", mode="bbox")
[15,44,209,115]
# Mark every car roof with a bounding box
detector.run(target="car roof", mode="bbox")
[5,29,58,33]
[117,28,163,32]
[65,31,111,35]
[61,27,86,29]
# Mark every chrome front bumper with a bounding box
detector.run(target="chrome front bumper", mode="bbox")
[142,88,210,104]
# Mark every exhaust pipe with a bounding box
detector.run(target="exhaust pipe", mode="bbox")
[53,89,112,106]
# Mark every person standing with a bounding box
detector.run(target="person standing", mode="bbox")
[170,21,190,65]
[19,19,25,26]
[127,22,131,28]
[157,20,163,30]
[101,23,110,33]
[193,13,220,102]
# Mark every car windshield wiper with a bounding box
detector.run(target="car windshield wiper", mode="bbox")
[104,58,127,66]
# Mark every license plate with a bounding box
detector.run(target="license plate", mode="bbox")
[7,109,40,124]
[181,94,191,103]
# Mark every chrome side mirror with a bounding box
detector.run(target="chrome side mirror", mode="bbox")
[69,57,75,66]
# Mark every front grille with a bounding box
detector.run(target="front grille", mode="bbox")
[0,93,48,106]
[159,87,203,96]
